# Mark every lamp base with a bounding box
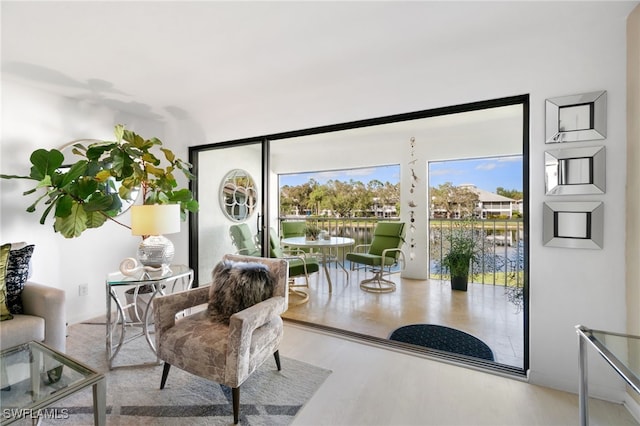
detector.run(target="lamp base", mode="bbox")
[137,235,175,270]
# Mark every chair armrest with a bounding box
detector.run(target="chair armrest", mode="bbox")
[351,243,371,253]
[229,296,287,333]
[381,248,406,269]
[21,282,66,353]
[226,296,287,382]
[153,286,210,335]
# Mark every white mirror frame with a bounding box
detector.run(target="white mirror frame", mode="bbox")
[543,201,603,249]
[219,169,258,222]
[545,91,607,143]
[545,146,605,195]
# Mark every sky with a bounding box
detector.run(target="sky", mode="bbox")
[279,155,523,193]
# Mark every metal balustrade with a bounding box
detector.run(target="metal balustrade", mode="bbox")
[277,216,524,290]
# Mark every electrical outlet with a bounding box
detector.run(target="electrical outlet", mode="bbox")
[78,283,88,297]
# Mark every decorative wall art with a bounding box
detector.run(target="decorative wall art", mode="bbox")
[544,146,605,195]
[545,91,607,143]
[219,169,258,222]
[408,137,417,261]
[542,201,603,249]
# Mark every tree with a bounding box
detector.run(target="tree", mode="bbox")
[496,187,523,200]
[429,182,479,218]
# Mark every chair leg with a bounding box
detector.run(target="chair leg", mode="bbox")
[160,362,171,389]
[232,387,240,424]
[274,350,281,371]
[359,268,396,293]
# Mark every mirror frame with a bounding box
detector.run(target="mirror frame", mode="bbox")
[545,146,605,195]
[219,168,258,222]
[545,90,607,143]
[543,201,604,249]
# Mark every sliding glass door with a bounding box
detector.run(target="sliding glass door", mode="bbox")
[189,140,268,286]
[189,95,529,375]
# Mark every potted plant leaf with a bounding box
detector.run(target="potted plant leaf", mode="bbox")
[440,220,481,291]
[304,224,320,241]
[0,124,199,238]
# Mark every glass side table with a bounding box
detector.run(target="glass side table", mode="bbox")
[106,265,194,369]
[575,325,640,426]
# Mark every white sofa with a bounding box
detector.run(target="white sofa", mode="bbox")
[0,280,66,353]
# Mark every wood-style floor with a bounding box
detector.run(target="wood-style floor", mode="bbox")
[281,323,638,426]
[282,263,524,368]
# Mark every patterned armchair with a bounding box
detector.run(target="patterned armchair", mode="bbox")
[153,254,289,424]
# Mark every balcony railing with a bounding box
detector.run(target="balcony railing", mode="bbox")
[429,219,524,288]
[277,216,525,289]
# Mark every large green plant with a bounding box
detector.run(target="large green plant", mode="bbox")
[1,125,199,238]
[441,220,482,278]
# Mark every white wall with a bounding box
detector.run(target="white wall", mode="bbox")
[1,1,637,403]
[174,3,633,401]
[0,81,173,324]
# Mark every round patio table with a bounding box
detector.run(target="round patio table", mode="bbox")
[281,236,354,293]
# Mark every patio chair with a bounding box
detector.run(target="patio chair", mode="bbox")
[281,221,307,239]
[346,221,406,293]
[229,223,261,256]
[268,228,320,305]
[229,223,318,305]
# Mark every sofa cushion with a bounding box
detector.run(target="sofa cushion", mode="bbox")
[0,244,12,321]
[207,260,275,324]
[5,245,34,314]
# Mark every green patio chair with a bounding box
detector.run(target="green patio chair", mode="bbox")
[346,221,406,293]
[229,223,261,256]
[281,221,309,252]
[269,228,320,305]
[281,221,307,239]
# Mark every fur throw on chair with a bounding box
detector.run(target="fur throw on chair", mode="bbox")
[207,260,275,324]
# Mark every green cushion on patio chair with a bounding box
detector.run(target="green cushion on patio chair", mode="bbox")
[268,229,319,305]
[229,224,261,256]
[281,221,306,238]
[346,221,406,293]
[269,232,320,276]
[281,221,317,254]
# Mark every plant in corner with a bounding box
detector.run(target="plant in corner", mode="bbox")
[0,124,199,238]
[439,220,482,291]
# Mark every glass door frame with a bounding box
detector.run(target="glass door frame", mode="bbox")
[188,138,270,286]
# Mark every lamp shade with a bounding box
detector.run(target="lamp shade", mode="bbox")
[131,204,181,236]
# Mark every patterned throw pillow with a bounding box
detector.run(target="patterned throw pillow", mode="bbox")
[0,244,12,321]
[5,245,35,314]
[207,260,275,324]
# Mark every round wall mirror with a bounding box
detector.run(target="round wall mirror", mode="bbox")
[220,169,258,222]
[59,140,140,216]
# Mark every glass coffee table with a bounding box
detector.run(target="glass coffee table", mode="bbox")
[0,341,105,425]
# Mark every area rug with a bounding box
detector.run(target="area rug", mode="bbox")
[39,321,331,425]
[388,324,494,361]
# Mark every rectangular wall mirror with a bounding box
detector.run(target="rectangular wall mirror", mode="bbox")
[545,146,605,195]
[545,90,606,143]
[543,201,603,249]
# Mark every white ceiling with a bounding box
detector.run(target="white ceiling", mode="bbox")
[2,1,637,139]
